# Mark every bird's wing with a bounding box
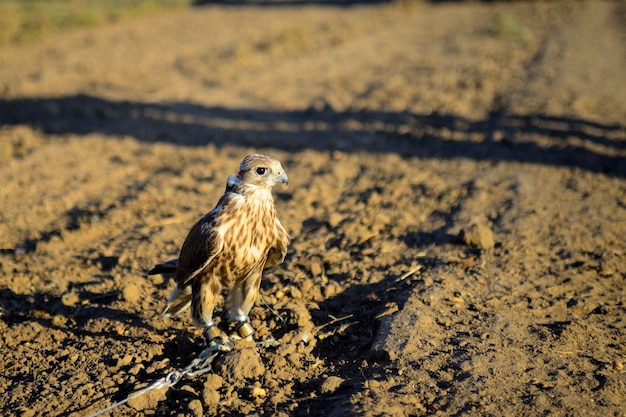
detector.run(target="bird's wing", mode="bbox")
[174,206,226,288]
[264,219,290,270]
[150,180,239,278]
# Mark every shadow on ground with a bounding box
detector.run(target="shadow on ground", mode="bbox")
[0,287,153,339]
[1,94,624,177]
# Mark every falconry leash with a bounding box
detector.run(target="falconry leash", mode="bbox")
[84,341,225,417]
[84,336,280,417]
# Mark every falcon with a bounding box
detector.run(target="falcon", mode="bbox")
[148,154,290,340]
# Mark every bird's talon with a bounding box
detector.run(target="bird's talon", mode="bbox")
[257,338,280,348]
[211,337,234,352]
[203,332,234,352]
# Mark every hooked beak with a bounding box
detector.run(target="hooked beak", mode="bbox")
[275,172,289,186]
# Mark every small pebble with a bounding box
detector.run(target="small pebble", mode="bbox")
[188,399,203,417]
[250,386,267,398]
[127,386,167,411]
[320,376,344,394]
[122,284,141,304]
[116,355,133,368]
[310,259,325,276]
[129,364,143,375]
[300,278,314,293]
[461,222,495,249]
[204,373,223,390]
[366,379,380,389]
[203,387,220,406]
[61,292,80,307]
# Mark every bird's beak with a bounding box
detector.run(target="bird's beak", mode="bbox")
[275,172,289,186]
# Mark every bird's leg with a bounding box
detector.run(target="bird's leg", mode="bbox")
[228,278,259,340]
[192,279,224,344]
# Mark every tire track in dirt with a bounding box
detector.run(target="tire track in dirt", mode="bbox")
[502,1,626,123]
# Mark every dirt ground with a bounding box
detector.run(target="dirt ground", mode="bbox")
[1,1,625,416]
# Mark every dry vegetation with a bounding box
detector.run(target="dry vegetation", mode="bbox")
[0,0,188,45]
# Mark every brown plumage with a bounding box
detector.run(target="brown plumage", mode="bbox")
[150,154,289,338]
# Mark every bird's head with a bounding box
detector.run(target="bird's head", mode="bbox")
[237,154,288,190]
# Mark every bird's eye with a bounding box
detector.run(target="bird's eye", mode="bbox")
[256,167,267,175]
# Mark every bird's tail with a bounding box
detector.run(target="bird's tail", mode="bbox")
[147,258,178,276]
[162,286,192,317]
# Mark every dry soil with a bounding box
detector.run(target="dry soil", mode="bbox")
[0,1,625,416]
